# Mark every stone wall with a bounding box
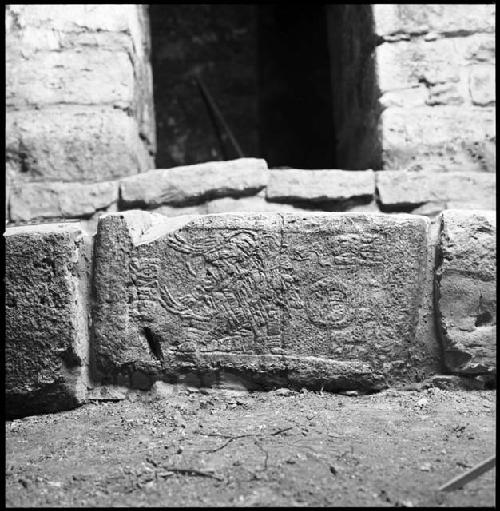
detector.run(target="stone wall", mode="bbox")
[5,208,496,418]
[6,159,496,229]
[6,4,156,194]
[4,5,497,419]
[5,4,496,228]
[374,4,496,172]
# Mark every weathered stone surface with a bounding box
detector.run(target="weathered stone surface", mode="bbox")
[6,4,142,34]
[5,223,92,418]
[9,181,118,223]
[6,5,155,155]
[119,158,268,208]
[6,48,134,110]
[374,6,496,174]
[6,4,156,182]
[377,35,495,106]
[266,169,375,203]
[6,106,153,182]
[5,5,148,82]
[435,210,496,375]
[413,218,443,376]
[6,22,134,55]
[207,195,304,214]
[381,107,496,172]
[150,194,379,218]
[151,204,209,218]
[373,4,495,39]
[345,200,380,213]
[376,170,496,211]
[279,213,429,382]
[411,200,498,217]
[93,211,429,391]
[469,65,495,106]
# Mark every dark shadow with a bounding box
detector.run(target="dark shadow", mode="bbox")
[257,5,336,169]
[148,5,382,170]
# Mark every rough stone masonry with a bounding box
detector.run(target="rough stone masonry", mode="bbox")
[5,209,496,418]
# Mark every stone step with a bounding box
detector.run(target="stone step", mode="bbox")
[6,159,496,225]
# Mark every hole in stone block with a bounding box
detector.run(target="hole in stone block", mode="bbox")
[475,311,493,327]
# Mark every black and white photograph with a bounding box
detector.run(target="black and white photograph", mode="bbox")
[5,3,496,507]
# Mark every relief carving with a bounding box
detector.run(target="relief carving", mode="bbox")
[305,277,353,328]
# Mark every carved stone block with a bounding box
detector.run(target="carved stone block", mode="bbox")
[93,211,429,390]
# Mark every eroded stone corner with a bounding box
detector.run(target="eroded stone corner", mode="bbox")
[435,209,496,377]
[5,222,94,418]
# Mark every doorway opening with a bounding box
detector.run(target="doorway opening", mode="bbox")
[149,4,381,170]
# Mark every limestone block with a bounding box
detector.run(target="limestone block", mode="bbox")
[376,170,495,211]
[207,196,304,214]
[119,158,268,208]
[410,202,448,217]
[6,4,156,177]
[464,36,496,63]
[6,5,151,114]
[151,204,209,217]
[6,4,140,34]
[377,35,495,105]
[6,23,134,55]
[346,200,380,213]
[435,210,496,375]
[379,86,429,109]
[93,211,429,391]
[381,106,496,172]
[6,106,153,182]
[9,181,119,223]
[469,65,495,106]
[6,48,134,110]
[266,169,375,203]
[5,223,92,418]
[373,4,495,39]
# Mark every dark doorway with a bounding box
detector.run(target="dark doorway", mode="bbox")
[149,4,259,168]
[258,5,336,169]
[149,5,380,170]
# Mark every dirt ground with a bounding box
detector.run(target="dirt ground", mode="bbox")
[6,387,496,507]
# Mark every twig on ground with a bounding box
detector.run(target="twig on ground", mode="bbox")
[200,426,293,453]
[157,467,224,481]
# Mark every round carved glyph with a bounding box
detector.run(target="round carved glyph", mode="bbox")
[305,277,352,328]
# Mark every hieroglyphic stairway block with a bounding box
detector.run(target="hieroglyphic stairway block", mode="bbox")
[93,211,429,391]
